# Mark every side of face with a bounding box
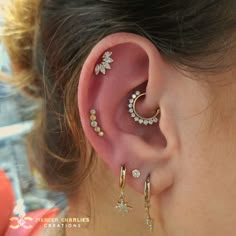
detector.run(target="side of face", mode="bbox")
[158,69,236,236]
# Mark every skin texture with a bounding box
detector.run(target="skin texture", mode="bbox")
[64,33,236,236]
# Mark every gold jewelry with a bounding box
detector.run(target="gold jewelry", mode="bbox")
[115,166,132,215]
[90,109,104,136]
[144,175,153,232]
[132,169,141,178]
[128,91,160,125]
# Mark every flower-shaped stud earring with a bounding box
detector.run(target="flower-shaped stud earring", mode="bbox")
[95,51,114,75]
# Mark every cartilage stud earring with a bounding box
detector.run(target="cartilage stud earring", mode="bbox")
[95,51,114,75]
[90,109,104,136]
[128,91,160,125]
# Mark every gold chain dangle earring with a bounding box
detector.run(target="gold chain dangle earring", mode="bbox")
[144,175,153,232]
[115,166,132,215]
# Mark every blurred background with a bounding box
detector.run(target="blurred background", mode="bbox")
[0,2,65,222]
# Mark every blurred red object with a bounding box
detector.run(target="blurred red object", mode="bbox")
[0,169,15,236]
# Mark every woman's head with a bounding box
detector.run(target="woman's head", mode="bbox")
[3,0,236,235]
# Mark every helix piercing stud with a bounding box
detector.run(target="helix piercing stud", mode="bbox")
[90,109,104,136]
[128,91,160,125]
[95,51,114,75]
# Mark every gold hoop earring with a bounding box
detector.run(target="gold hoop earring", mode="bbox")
[144,175,153,232]
[129,91,160,125]
[115,166,132,215]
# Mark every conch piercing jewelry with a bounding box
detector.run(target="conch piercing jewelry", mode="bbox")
[90,109,104,137]
[95,51,114,75]
[132,169,141,178]
[144,175,153,232]
[115,166,132,215]
[128,91,160,125]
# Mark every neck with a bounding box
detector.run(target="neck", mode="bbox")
[65,159,151,236]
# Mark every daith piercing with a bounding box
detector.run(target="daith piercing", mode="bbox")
[95,51,114,75]
[128,91,160,126]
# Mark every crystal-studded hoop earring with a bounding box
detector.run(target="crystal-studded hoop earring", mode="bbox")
[115,166,132,215]
[128,91,160,125]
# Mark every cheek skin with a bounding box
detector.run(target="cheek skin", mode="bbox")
[157,75,236,236]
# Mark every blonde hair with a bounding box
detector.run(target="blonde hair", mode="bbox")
[2,0,41,97]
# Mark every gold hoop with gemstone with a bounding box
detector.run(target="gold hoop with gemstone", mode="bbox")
[128,91,160,125]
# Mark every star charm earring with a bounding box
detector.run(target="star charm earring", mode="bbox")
[115,166,132,215]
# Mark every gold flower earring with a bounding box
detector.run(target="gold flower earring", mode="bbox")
[144,175,153,232]
[115,166,132,215]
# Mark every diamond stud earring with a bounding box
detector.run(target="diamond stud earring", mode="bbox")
[132,169,141,178]
[128,91,160,125]
[90,109,104,136]
[95,51,114,75]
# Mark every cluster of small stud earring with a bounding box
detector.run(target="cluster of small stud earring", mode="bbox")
[90,109,104,137]
[129,91,160,125]
[95,51,114,75]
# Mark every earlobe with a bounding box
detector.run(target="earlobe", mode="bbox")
[78,32,177,196]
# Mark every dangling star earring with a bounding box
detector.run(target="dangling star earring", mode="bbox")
[115,166,132,215]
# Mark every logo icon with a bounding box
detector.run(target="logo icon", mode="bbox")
[9,216,33,229]
[9,199,33,230]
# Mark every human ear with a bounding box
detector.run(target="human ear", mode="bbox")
[78,32,179,195]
